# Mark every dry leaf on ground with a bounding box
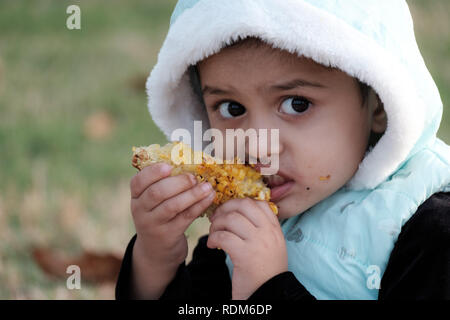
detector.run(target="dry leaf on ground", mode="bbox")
[32,247,122,284]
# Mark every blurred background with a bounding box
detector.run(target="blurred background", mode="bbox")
[0,0,449,299]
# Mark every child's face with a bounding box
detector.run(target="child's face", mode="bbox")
[197,42,376,219]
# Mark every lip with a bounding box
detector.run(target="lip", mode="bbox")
[252,163,291,180]
[270,180,295,201]
[252,163,294,200]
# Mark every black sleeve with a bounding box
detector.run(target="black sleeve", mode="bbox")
[115,234,137,300]
[159,235,232,300]
[115,233,315,300]
[163,236,316,300]
[378,192,450,300]
[115,234,232,300]
[247,272,316,301]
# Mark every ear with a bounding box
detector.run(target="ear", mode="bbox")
[370,93,387,134]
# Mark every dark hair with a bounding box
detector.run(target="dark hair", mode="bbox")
[189,65,204,106]
[358,80,371,108]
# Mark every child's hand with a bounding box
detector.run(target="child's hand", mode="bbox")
[207,198,288,300]
[130,163,216,271]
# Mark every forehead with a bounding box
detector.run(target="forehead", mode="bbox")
[197,39,337,79]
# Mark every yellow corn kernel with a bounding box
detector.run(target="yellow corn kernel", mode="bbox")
[131,141,277,217]
[207,177,216,187]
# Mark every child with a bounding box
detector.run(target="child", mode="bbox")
[116,0,450,300]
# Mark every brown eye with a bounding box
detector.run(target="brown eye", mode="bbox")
[218,102,246,118]
[280,97,311,115]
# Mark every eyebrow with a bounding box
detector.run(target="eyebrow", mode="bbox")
[202,86,231,96]
[270,78,327,91]
[202,78,327,96]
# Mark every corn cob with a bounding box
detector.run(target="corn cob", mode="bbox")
[131,141,278,217]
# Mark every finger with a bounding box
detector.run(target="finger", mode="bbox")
[254,200,280,226]
[140,173,198,212]
[130,163,173,199]
[209,210,255,241]
[207,230,244,253]
[152,181,214,223]
[170,190,216,232]
[211,198,263,228]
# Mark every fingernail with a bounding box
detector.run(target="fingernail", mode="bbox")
[189,174,197,185]
[201,182,212,192]
[207,191,216,199]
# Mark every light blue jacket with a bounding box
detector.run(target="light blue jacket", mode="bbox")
[148,0,450,299]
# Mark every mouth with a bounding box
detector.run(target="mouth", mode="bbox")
[251,163,295,200]
[261,171,295,201]
[262,173,293,188]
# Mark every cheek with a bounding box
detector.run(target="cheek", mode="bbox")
[324,107,370,159]
[292,113,369,184]
[343,110,372,160]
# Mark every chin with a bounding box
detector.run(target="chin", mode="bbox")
[274,197,304,220]
[276,188,324,220]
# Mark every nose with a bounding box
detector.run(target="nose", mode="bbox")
[245,127,282,167]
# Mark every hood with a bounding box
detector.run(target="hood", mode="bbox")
[145,0,444,190]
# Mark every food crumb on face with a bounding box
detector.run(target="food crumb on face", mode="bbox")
[319,175,331,181]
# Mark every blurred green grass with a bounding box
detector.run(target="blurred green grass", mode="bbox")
[0,0,449,299]
[0,0,178,299]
